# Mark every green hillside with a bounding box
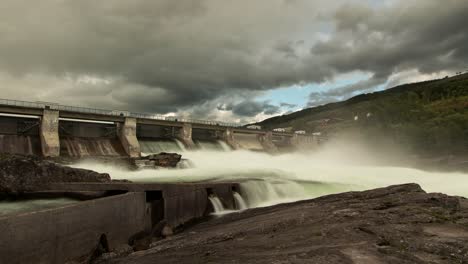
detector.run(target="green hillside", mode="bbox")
[258,73,468,156]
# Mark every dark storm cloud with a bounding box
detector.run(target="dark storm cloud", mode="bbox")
[0,0,466,120]
[307,0,468,105]
[307,92,339,107]
[280,102,297,108]
[230,101,281,117]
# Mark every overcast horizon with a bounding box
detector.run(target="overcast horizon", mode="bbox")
[1,0,467,123]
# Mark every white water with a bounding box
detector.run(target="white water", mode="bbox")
[139,139,186,155]
[208,196,225,212]
[75,147,468,209]
[195,140,231,152]
[233,192,247,210]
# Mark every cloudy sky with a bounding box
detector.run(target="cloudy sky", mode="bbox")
[0,0,467,123]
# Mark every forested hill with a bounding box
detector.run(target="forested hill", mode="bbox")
[257,73,468,156]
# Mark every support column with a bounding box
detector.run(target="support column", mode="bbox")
[176,123,195,148]
[222,128,238,149]
[290,134,300,149]
[258,131,277,152]
[40,109,60,157]
[118,117,141,158]
[290,134,317,150]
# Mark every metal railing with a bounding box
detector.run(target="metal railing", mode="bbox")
[0,98,242,128]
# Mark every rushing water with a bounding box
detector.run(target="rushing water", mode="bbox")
[208,195,225,212]
[139,139,186,154]
[233,192,247,210]
[75,146,468,210]
[195,140,231,152]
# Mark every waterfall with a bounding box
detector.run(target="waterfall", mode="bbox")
[217,140,232,151]
[0,134,40,156]
[233,192,247,210]
[60,137,124,157]
[240,179,307,208]
[139,139,184,154]
[175,139,187,152]
[208,196,225,213]
[195,140,231,152]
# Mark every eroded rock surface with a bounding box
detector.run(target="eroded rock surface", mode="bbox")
[133,153,182,169]
[110,184,468,264]
[0,154,110,193]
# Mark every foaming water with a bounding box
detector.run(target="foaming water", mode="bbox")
[208,196,224,212]
[195,140,231,152]
[75,149,468,209]
[233,192,247,210]
[139,139,186,154]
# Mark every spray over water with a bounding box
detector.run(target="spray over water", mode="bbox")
[75,141,468,210]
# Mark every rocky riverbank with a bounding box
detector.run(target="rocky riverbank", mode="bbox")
[0,154,111,194]
[0,153,185,195]
[108,184,468,264]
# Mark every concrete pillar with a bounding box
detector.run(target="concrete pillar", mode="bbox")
[290,134,317,150]
[258,131,277,152]
[290,134,300,149]
[222,128,238,149]
[176,123,195,148]
[118,117,141,158]
[40,109,60,157]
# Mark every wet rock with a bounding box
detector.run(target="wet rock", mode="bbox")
[111,184,468,264]
[161,225,174,237]
[92,245,134,264]
[133,153,182,169]
[0,154,110,193]
[128,230,153,252]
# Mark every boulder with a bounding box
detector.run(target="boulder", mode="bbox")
[134,153,182,169]
[0,154,110,193]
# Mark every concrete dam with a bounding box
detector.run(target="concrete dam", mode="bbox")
[0,99,317,158]
[0,99,318,263]
[2,99,468,263]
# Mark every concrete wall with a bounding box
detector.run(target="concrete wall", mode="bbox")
[0,116,41,155]
[0,192,150,264]
[192,128,219,141]
[162,184,236,227]
[291,134,318,150]
[233,133,264,151]
[118,117,141,157]
[59,120,116,138]
[137,124,173,139]
[163,186,208,227]
[40,109,60,157]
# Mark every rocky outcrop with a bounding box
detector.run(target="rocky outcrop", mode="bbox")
[133,153,182,169]
[110,184,468,264]
[0,154,110,193]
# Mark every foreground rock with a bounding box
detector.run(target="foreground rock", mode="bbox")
[0,154,110,193]
[110,184,468,264]
[133,152,182,169]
